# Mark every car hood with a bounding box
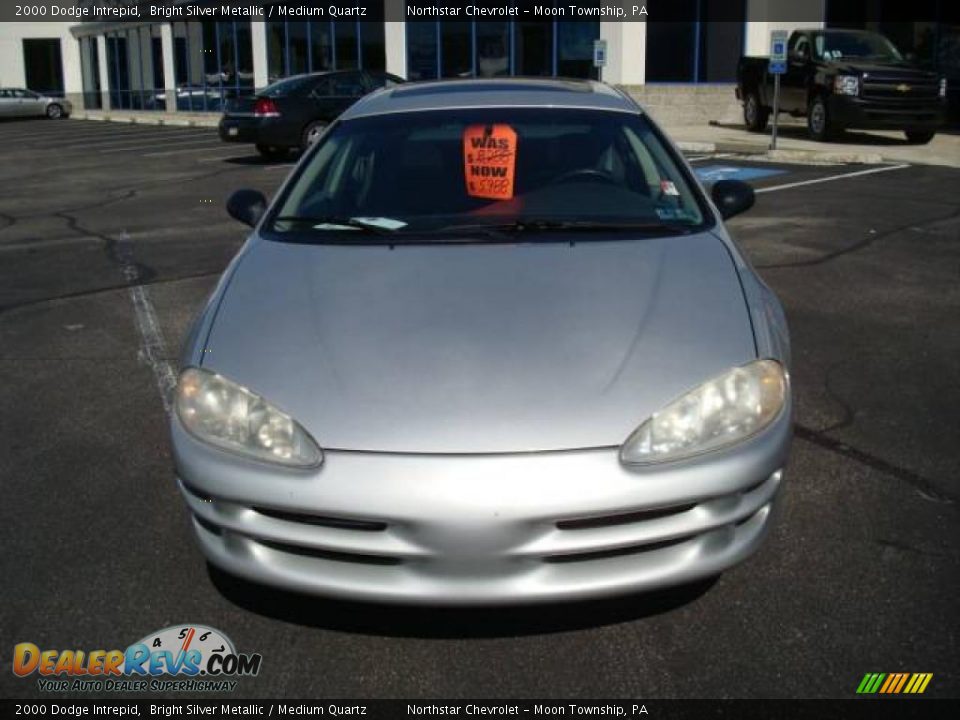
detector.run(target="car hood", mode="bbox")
[833,61,937,79]
[202,232,756,453]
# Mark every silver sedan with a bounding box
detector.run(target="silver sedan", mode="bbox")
[172,79,792,605]
[0,88,71,118]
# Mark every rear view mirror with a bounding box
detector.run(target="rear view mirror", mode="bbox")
[711,179,755,220]
[226,189,267,228]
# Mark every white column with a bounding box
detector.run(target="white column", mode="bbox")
[600,22,645,85]
[60,31,84,109]
[385,21,407,78]
[96,33,110,110]
[160,23,177,112]
[251,21,269,90]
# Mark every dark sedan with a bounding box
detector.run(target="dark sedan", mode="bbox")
[218,70,404,159]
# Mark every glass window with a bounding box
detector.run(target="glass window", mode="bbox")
[814,31,903,61]
[236,21,254,92]
[270,108,706,240]
[335,22,359,70]
[267,20,286,83]
[261,75,320,97]
[645,2,696,81]
[288,22,309,75]
[79,36,101,110]
[360,22,386,71]
[476,22,510,77]
[407,22,439,80]
[311,21,333,72]
[515,22,554,76]
[557,22,599,79]
[441,22,472,77]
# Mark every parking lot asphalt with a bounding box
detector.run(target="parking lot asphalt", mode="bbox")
[1,119,958,700]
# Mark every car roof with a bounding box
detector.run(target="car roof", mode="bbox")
[340,78,640,120]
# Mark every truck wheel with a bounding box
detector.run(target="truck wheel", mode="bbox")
[744,93,770,132]
[904,130,935,145]
[807,95,835,142]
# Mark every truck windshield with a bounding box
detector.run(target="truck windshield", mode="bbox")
[268,108,707,243]
[814,32,903,62]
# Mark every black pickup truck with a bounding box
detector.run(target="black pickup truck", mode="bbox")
[736,29,947,143]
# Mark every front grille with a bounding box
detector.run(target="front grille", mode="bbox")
[256,539,402,565]
[543,536,689,564]
[556,503,696,530]
[253,506,387,532]
[861,77,939,103]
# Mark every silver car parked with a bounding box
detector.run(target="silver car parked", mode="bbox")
[0,88,71,119]
[172,79,792,605]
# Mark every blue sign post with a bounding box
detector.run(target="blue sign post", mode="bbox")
[593,39,607,69]
[769,30,789,150]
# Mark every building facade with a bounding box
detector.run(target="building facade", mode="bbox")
[0,1,956,125]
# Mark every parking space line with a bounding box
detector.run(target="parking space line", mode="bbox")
[6,126,153,142]
[755,163,910,194]
[117,230,176,415]
[59,131,215,150]
[142,144,238,158]
[37,127,211,142]
[0,124,179,141]
[687,153,733,162]
[98,139,223,156]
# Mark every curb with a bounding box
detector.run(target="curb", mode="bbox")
[677,140,885,165]
[73,112,220,128]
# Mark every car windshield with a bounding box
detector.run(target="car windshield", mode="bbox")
[269,108,706,242]
[814,32,903,61]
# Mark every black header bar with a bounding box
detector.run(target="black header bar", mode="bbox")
[2,0,956,24]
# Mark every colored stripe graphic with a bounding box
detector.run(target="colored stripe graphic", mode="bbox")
[858,672,932,694]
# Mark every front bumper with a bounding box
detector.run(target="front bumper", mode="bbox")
[172,404,792,605]
[829,95,946,130]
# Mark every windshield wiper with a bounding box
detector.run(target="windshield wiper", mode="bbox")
[272,215,398,234]
[431,219,679,237]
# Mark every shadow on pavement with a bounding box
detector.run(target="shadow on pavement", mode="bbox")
[222,155,293,166]
[208,564,718,638]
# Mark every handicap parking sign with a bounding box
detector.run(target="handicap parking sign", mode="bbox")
[694,165,787,183]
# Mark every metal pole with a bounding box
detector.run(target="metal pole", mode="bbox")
[771,73,780,150]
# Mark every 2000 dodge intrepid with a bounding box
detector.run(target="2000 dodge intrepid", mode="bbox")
[171,78,792,604]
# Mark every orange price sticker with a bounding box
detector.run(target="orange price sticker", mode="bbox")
[463,124,517,200]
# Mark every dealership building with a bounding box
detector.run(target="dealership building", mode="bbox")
[0,1,956,125]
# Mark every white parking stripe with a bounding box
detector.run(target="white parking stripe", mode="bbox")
[755,163,910,194]
[39,127,209,141]
[686,153,733,162]
[13,126,157,142]
[117,231,176,415]
[99,138,224,155]
[59,131,214,150]
[142,143,237,157]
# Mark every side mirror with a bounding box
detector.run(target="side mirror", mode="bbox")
[226,189,267,228]
[711,179,755,220]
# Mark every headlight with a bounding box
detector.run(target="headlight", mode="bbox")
[833,75,860,96]
[620,359,787,465]
[940,78,948,98]
[176,368,322,467]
